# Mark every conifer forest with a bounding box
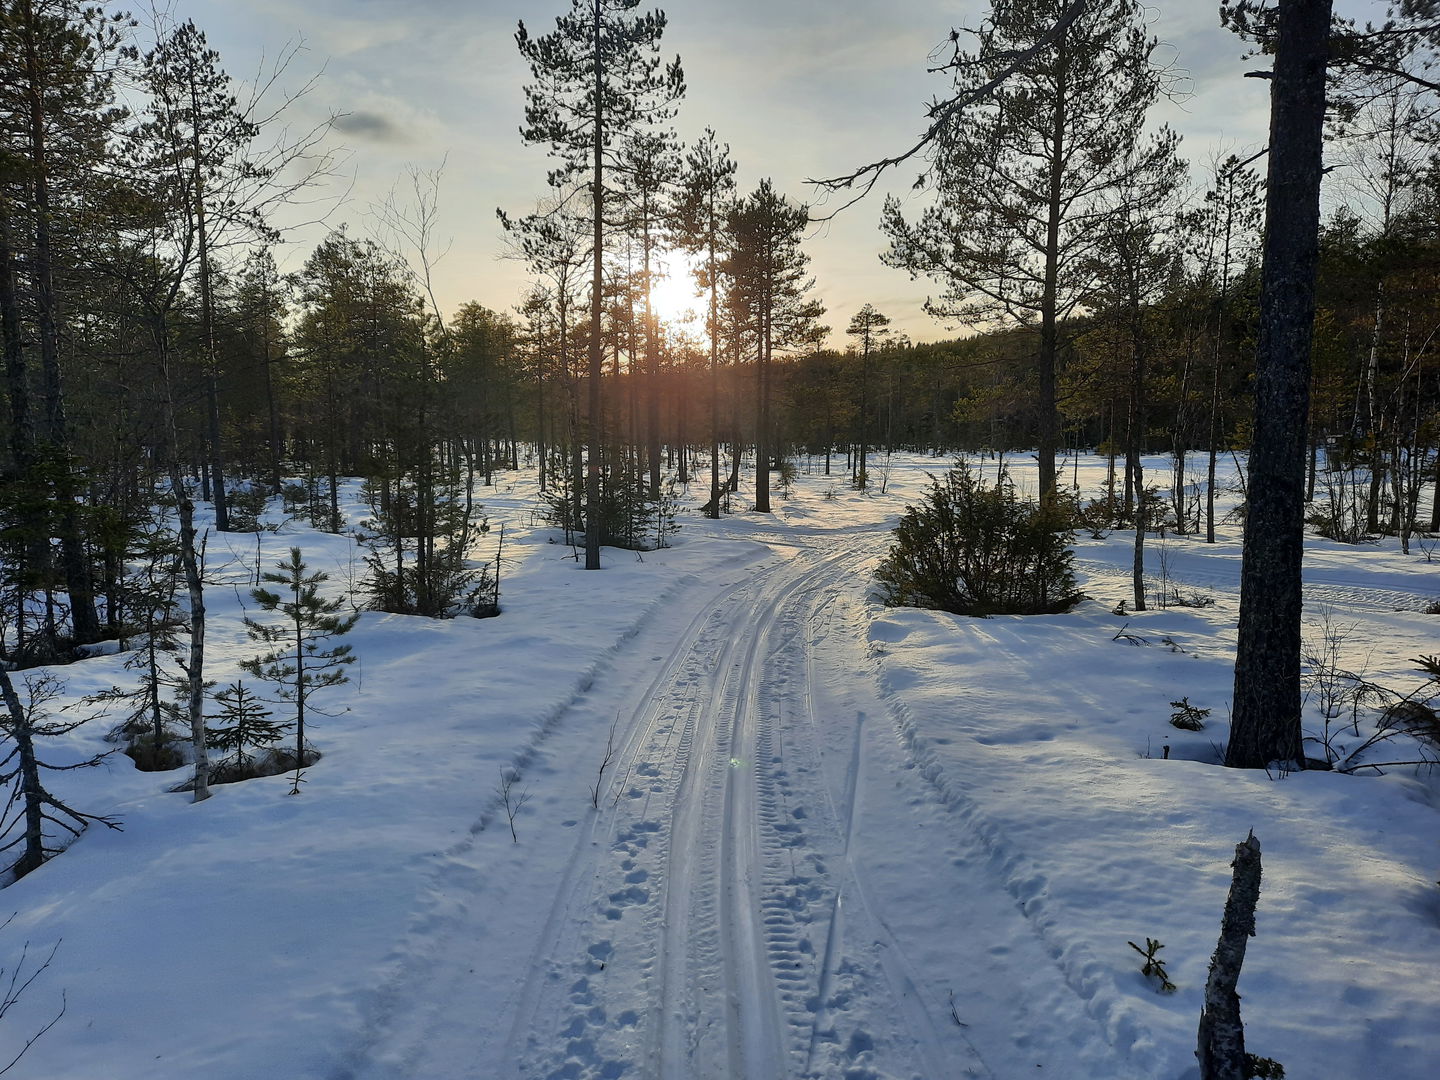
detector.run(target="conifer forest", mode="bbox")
[2,2,1440,1078]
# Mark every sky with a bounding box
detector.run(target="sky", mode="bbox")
[179,0,1331,346]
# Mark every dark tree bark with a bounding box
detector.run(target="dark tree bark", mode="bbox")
[1226,0,1332,771]
[585,22,605,568]
[18,5,99,644]
[1130,341,1147,612]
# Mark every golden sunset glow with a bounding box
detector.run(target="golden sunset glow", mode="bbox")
[649,251,705,332]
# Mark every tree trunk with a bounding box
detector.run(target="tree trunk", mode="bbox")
[1172,348,1193,533]
[644,212,662,500]
[191,107,229,533]
[0,664,47,879]
[1131,340,1147,612]
[22,13,99,644]
[708,286,721,517]
[292,615,306,786]
[1036,36,1069,502]
[1196,832,1263,1080]
[755,317,772,513]
[857,342,869,489]
[171,463,210,802]
[262,287,283,493]
[1226,0,1331,771]
[0,209,31,470]
[1430,447,1439,532]
[584,0,604,570]
[1206,365,1221,546]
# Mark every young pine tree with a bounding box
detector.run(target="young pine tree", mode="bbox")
[85,521,188,771]
[241,548,357,793]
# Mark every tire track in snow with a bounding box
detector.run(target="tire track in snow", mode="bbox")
[503,553,800,1078]
[345,515,1096,1080]
[512,547,854,1078]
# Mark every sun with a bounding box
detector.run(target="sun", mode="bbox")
[648,250,705,332]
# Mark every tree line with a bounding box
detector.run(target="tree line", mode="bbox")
[1,0,1439,823]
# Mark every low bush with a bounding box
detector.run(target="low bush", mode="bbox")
[875,463,1084,616]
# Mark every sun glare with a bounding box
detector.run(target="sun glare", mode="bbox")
[649,251,705,333]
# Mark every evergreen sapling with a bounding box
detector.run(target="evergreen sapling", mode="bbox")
[242,548,357,793]
[208,682,287,783]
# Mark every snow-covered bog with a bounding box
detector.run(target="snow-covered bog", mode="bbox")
[2,453,1438,1080]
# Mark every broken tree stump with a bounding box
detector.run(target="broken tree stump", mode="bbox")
[1197,831,1263,1080]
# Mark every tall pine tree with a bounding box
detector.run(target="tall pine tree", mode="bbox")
[881,0,1180,500]
[515,0,683,568]
[723,180,825,513]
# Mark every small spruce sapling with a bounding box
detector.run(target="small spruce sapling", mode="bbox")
[242,548,358,794]
[1128,936,1177,993]
[85,521,190,771]
[208,682,287,782]
[1170,698,1211,731]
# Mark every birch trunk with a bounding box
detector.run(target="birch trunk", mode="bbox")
[1197,832,1263,1080]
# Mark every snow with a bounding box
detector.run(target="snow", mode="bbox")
[3,452,1439,1079]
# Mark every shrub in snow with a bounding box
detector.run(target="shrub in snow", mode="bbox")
[1067,490,1118,539]
[875,463,1083,616]
[224,483,272,533]
[357,470,495,617]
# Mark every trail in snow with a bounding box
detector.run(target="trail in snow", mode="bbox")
[339,524,1149,1080]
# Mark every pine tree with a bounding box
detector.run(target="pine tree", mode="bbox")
[881,0,1180,500]
[846,304,891,490]
[497,204,590,499]
[516,0,684,569]
[1218,0,1440,772]
[241,548,357,794]
[234,248,290,494]
[1223,0,1332,771]
[357,466,492,618]
[1180,156,1264,544]
[139,17,289,530]
[672,129,737,518]
[0,0,132,648]
[83,519,189,771]
[722,180,825,513]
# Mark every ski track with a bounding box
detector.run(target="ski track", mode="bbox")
[340,523,1159,1080]
[505,539,913,1080]
[1075,555,1439,611]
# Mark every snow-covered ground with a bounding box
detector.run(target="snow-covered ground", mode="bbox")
[3,451,1439,1079]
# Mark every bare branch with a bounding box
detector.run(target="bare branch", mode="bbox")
[807,0,1091,219]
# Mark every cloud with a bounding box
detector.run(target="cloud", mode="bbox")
[333,109,409,144]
